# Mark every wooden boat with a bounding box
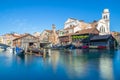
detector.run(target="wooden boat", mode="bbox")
[27,48,44,55]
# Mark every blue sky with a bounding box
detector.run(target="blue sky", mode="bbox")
[0,0,120,35]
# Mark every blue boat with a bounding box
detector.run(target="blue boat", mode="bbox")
[15,46,24,56]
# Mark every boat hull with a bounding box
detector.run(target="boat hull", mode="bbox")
[16,50,24,56]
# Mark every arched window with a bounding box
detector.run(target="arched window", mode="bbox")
[103,15,108,20]
[103,16,106,19]
[106,15,108,19]
[100,27,102,32]
[102,27,104,32]
[100,26,105,33]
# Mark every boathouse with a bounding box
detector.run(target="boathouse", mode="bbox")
[13,34,39,51]
[90,35,117,49]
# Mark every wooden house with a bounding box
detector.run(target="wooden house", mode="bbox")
[13,34,39,51]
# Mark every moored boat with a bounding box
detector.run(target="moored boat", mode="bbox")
[82,46,89,49]
[27,48,43,55]
[6,47,13,53]
[15,47,24,56]
[0,46,4,52]
[89,46,98,49]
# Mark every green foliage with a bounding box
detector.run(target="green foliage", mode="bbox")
[72,35,89,39]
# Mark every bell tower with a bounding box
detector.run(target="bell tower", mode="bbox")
[51,24,58,44]
[102,9,110,34]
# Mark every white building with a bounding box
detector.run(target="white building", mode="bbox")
[64,9,110,35]
[0,36,3,43]
[33,32,40,37]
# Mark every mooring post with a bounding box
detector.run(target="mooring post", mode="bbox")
[43,48,46,58]
[48,49,51,56]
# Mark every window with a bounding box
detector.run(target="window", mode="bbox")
[104,16,106,19]
[100,26,105,33]
[106,15,108,19]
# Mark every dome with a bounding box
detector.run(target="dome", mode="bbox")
[103,9,109,13]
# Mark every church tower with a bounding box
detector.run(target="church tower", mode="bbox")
[102,9,110,34]
[51,24,58,44]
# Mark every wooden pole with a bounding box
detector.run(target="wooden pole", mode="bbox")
[48,49,51,56]
[43,48,46,58]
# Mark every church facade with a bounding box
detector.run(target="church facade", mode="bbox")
[64,9,110,35]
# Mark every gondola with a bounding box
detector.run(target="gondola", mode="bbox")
[15,47,25,57]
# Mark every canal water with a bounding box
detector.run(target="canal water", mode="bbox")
[0,49,120,80]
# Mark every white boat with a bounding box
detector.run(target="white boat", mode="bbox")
[6,47,13,53]
[0,46,4,52]
[0,48,4,52]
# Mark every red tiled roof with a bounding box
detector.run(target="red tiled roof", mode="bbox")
[12,34,21,37]
[13,34,38,41]
[73,28,99,35]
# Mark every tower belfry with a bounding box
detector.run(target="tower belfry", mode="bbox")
[102,9,110,34]
[52,24,56,30]
[102,9,110,21]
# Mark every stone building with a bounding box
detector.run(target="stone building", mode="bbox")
[33,32,40,37]
[49,24,59,44]
[0,36,3,43]
[1,33,21,46]
[59,9,111,45]
[58,25,75,45]
[64,9,110,35]
[40,24,59,47]
[40,30,51,43]
[111,31,120,47]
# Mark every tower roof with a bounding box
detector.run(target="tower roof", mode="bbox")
[103,9,109,13]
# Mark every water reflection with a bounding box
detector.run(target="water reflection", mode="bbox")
[113,50,120,80]
[25,55,33,65]
[99,50,115,80]
[49,49,117,80]
[49,50,60,72]
[0,51,14,67]
[0,49,120,80]
[15,55,25,64]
